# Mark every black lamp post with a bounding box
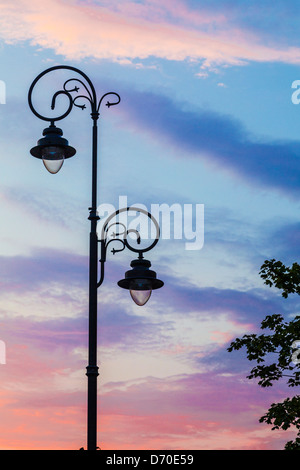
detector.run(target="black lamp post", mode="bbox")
[28,66,163,451]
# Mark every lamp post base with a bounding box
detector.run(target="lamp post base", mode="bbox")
[86,365,99,451]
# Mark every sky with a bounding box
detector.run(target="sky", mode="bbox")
[0,0,299,450]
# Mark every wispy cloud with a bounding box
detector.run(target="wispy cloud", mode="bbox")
[268,222,300,261]
[1,0,300,70]
[0,248,88,294]
[0,247,296,449]
[99,371,294,449]
[119,90,300,196]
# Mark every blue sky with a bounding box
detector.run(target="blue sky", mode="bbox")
[0,0,299,450]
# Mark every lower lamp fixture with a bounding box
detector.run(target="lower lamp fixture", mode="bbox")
[118,257,164,306]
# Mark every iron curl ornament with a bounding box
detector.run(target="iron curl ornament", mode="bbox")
[28,65,120,175]
[28,65,163,451]
[28,64,121,123]
[98,207,163,304]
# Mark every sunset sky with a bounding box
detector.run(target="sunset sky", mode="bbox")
[0,0,299,450]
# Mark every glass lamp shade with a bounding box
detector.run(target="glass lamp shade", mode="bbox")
[130,289,152,306]
[42,146,65,174]
[129,278,153,306]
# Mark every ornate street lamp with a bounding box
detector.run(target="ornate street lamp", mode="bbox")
[28,66,163,450]
[100,206,164,306]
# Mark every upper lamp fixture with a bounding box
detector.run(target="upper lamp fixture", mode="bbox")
[30,124,76,174]
[118,257,164,306]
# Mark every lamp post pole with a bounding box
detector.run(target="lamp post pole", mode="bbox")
[28,66,163,451]
[87,111,100,451]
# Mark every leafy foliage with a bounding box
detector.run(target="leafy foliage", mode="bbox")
[228,260,300,450]
[228,314,300,388]
[259,397,300,450]
[259,259,300,298]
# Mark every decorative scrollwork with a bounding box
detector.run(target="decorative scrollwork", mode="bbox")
[28,65,120,124]
[97,207,160,287]
[100,207,160,256]
[97,92,121,113]
[64,78,94,103]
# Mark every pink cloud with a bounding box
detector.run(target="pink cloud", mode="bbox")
[0,398,85,449]
[99,372,296,450]
[0,0,300,69]
[0,304,296,450]
[0,343,86,449]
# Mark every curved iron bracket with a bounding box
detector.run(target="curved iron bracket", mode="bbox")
[97,207,160,287]
[28,65,120,125]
